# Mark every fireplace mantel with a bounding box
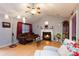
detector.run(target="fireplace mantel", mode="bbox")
[41,29,54,41]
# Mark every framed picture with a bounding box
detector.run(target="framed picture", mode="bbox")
[2,22,11,28]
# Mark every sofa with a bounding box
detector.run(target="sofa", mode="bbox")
[34,39,79,56]
[17,33,39,44]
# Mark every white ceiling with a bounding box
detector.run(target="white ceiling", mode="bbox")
[0,3,78,22]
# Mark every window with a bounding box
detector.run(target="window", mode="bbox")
[22,24,29,33]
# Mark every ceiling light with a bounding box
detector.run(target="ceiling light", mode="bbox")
[22,17,26,23]
[45,21,48,25]
[17,15,21,19]
[4,14,9,19]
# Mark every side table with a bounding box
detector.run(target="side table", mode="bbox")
[35,37,42,47]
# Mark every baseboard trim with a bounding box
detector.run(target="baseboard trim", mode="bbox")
[0,41,18,48]
[0,43,11,48]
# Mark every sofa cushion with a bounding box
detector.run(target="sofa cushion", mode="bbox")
[34,50,59,56]
[43,46,58,51]
[63,39,75,45]
[57,45,70,56]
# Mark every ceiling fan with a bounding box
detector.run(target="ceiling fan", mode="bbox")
[25,4,41,15]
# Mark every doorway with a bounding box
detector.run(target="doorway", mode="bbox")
[62,21,69,39]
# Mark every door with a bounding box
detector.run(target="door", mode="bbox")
[63,21,69,39]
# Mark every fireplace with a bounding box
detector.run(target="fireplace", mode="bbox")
[41,29,53,41]
[43,32,51,41]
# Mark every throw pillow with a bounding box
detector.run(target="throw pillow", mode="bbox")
[57,39,76,56]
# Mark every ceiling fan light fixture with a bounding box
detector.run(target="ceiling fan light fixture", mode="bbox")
[25,4,41,15]
[31,9,36,14]
[27,6,31,9]
[37,7,40,10]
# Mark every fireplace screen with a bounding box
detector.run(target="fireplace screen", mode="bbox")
[43,32,51,41]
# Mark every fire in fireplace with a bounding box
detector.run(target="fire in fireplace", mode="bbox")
[43,32,51,41]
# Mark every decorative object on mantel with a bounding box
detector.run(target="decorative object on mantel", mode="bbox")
[40,26,43,29]
[50,26,53,29]
[44,25,48,29]
[40,25,54,29]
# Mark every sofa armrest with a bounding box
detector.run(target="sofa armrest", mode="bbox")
[43,46,58,51]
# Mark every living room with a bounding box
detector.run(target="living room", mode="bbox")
[0,3,79,56]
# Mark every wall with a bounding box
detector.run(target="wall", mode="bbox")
[0,15,22,48]
[0,15,12,47]
[32,15,66,37]
[0,14,31,48]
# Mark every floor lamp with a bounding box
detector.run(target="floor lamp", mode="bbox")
[9,19,17,48]
[9,33,17,48]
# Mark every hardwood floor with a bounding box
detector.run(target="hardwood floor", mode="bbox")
[0,40,61,56]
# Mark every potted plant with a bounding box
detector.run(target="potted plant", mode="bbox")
[56,33,61,42]
[56,33,61,39]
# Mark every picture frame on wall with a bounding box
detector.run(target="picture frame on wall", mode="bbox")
[2,22,11,28]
